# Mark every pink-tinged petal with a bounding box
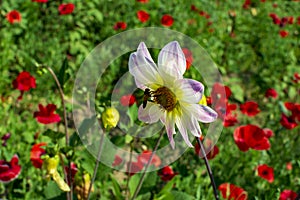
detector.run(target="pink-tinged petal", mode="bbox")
[174,79,204,104]
[188,104,218,123]
[158,41,186,80]
[129,42,162,89]
[175,115,194,147]
[138,102,163,123]
[180,106,201,137]
[164,112,176,149]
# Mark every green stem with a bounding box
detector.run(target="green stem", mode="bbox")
[131,129,164,200]
[196,137,219,200]
[87,129,106,200]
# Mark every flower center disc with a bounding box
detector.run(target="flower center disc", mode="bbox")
[153,86,177,112]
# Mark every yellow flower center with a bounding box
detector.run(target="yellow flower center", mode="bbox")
[153,86,177,112]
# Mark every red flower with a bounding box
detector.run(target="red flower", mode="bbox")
[64,162,78,185]
[285,102,300,121]
[279,30,289,38]
[234,125,271,152]
[269,13,281,25]
[158,166,177,181]
[279,190,297,200]
[182,48,193,70]
[280,114,298,129]
[297,17,300,25]
[32,0,48,2]
[120,94,136,106]
[240,101,260,117]
[263,128,274,138]
[219,183,248,200]
[33,104,61,124]
[138,150,161,167]
[293,72,300,83]
[195,139,219,160]
[211,83,232,104]
[286,162,292,170]
[1,133,11,147]
[265,88,278,99]
[30,143,46,168]
[242,0,251,9]
[127,161,144,176]
[0,155,21,183]
[114,22,127,30]
[12,71,36,100]
[6,10,21,24]
[161,14,174,27]
[112,155,123,167]
[58,3,75,15]
[257,164,274,183]
[288,16,294,24]
[137,0,148,3]
[224,113,238,127]
[137,10,150,23]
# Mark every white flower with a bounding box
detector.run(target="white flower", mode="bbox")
[129,41,217,148]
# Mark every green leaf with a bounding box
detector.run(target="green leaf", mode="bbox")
[69,131,82,147]
[44,181,62,199]
[43,129,65,143]
[78,115,97,135]
[110,175,123,200]
[126,103,138,127]
[170,191,195,200]
[57,58,70,88]
[129,173,141,198]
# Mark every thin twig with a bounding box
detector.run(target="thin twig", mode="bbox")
[125,142,134,200]
[196,137,219,200]
[87,128,106,200]
[131,128,165,200]
[46,66,71,200]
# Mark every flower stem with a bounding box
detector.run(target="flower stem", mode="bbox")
[196,137,219,200]
[87,128,106,200]
[46,66,71,200]
[131,129,164,200]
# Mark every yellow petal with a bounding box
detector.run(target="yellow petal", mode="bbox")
[199,95,207,106]
[52,171,70,192]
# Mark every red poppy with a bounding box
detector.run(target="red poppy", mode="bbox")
[279,190,297,200]
[297,17,300,25]
[224,113,239,127]
[1,133,11,147]
[279,30,289,38]
[30,143,46,168]
[137,10,150,23]
[158,166,178,181]
[234,124,271,152]
[257,164,274,183]
[293,72,300,83]
[32,0,48,2]
[114,22,127,30]
[137,150,161,167]
[265,88,278,99]
[195,140,219,160]
[219,183,248,200]
[269,13,281,25]
[288,16,294,24]
[263,128,274,138]
[12,71,36,100]
[242,0,251,9]
[127,161,144,176]
[199,11,210,19]
[64,162,78,185]
[6,10,21,24]
[161,14,174,27]
[191,5,198,11]
[112,155,123,167]
[120,94,136,106]
[137,0,148,3]
[284,102,300,121]
[286,162,292,170]
[0,155,22,183]
[211,83,231,103]
[182,48,193,70]
[280,114,298,129]
[240,101,260,117]
[58,3,75,15]
[33,104,61,124]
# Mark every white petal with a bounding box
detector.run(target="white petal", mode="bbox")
[165,112,176,149]
[180,107,202,137]
[158,41,186,80]
[174,79,204,104]
[129,42,162,89]
[187,104,218,123]
[138,102,163,124]
[175,114,194,147]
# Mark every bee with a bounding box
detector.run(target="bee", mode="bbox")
[143,88,152,109]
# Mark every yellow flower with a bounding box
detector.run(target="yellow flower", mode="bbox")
[102,107,120,129]
[44,155,70,192]
[199,95,207,106]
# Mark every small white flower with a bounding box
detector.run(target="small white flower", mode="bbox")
[129,41,217,148]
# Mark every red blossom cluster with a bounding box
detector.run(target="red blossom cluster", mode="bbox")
[280,102,300,129]
[190,5,213,30]
[218,183,248,200]
[269,13,295,38]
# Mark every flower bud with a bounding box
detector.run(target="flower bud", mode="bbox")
[102,107,120,129]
